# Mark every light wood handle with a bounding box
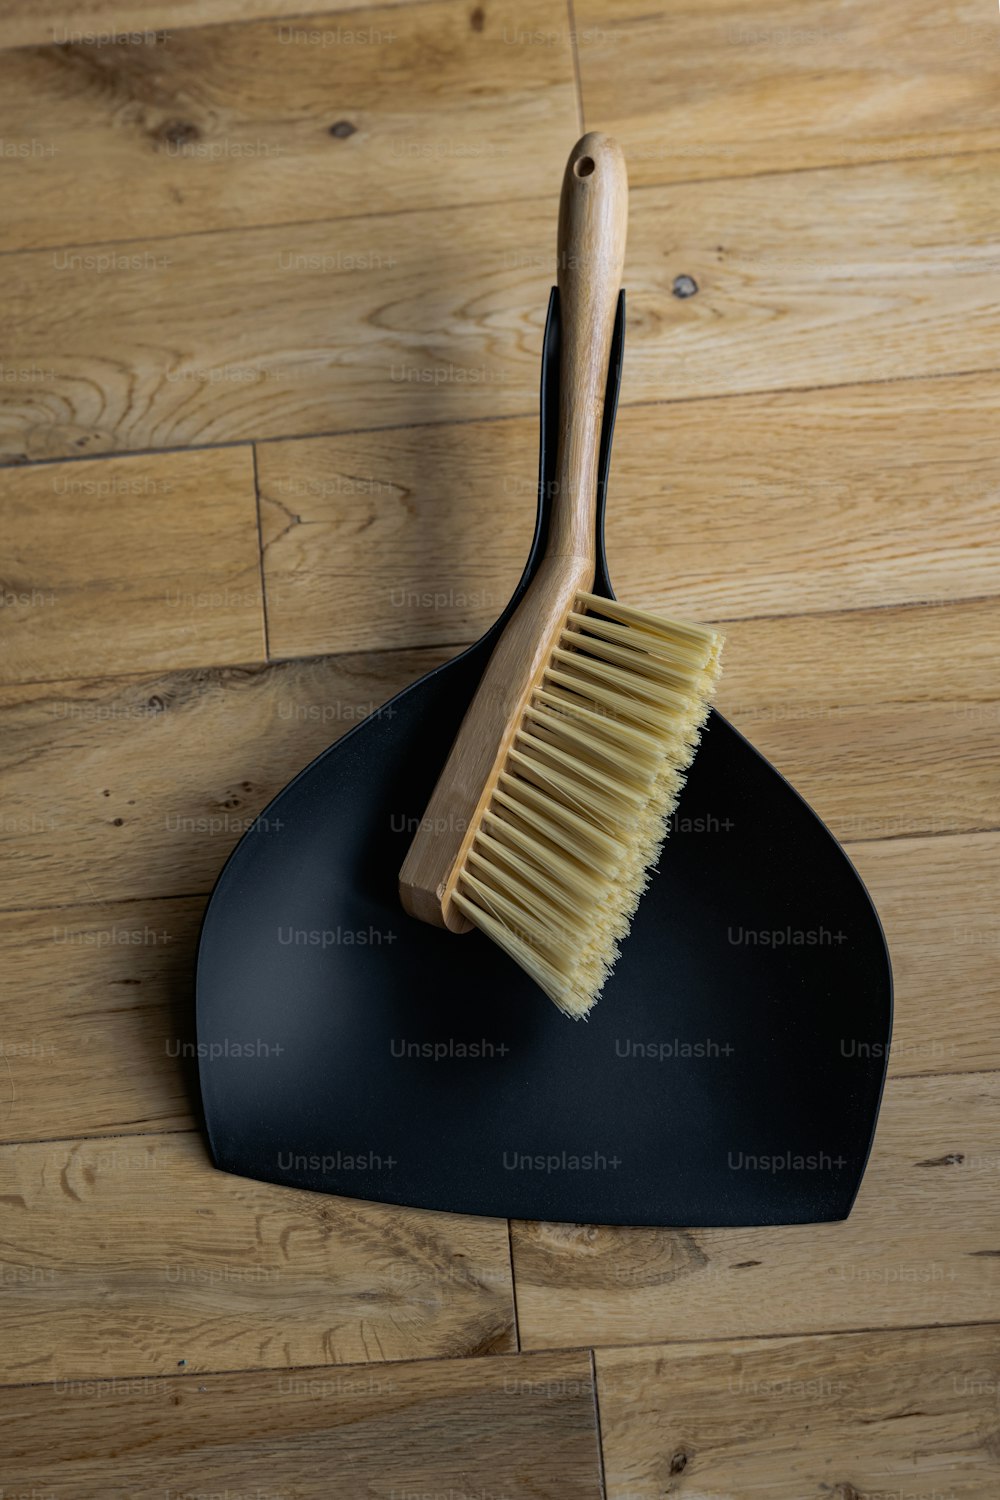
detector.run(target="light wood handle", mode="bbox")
[548,132,629,561]
[398,134,629,931]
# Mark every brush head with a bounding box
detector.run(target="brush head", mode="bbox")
[449,592,724,1017]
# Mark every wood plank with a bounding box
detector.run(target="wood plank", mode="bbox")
[3,150,1000,463]
[0,897,202,1143]
[511,1071,1000,1348]
[0,0,576,253]
[715,598,1000,841]
[5,831,995,1147]
[257,424,537,658]
[0,0,428,51]
[0,1131,516,1382]
[0,596,994,912]
[0,648,448,910]
[258,373,1000,657]
[0,447,264,683]
[0,198,547,465]
[575,0,1000,187]
[595,1324,1000,1499]
[0,1352,601,1499]
[618,150,1000,405]
[850,833,1000,1080]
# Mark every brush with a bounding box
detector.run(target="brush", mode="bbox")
[398,132,723,1017]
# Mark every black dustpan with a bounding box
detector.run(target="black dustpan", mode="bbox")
[196,289,892,1227]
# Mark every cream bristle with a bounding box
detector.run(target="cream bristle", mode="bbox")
[450,591,724,1019]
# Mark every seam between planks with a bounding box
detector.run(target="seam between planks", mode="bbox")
[589,1349,609,1500]
[5,363,1000,475]
[506,1219,522,1354]
[553,1317,1000,1362]
[0,1342,596,1395]
[0,1318,997,1394]
[3,598,999,691]
[0,146,998,262]
[251,443,272,661]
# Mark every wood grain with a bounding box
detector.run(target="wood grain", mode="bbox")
[0,446,263,683]
[5,831,995,1148]
[0,597,994,914]
[0,198,548,465]
[4,150,1000,464]
[595,1324,1000,1499]
[256,424,538,657]
[258,372,1000,656]
[0,0,429,51]
[0,648,449,911]
[551,131,629,560]
[574,0,1000,186]
[0,0,576,253]
[715,598,1000,841]
[0,1352,602,1499]
[2,2,1000,1485]
[618,149,1000,404]
[511,1070,1000,1348]
[0,897,203,1143]
[850,833,1000,1080]
[0,1130,516,1382]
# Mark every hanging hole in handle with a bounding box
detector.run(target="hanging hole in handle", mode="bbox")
[574,156,595,178]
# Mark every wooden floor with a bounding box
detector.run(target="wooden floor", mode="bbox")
[1,0,998,1494]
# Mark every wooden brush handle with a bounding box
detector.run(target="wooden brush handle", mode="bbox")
[549,133,629,561]
[399,135,628,932]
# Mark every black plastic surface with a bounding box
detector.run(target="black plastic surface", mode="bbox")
[196,289,892,1226]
